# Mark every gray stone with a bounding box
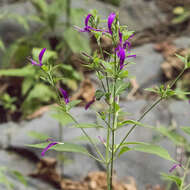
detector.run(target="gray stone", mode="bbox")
[127,43,163,89]
[0,150,58,190]
[173,36,190,49]
[119,0,166,31]
[0,99,176,189]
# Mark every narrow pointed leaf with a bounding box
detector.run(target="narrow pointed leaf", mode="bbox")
[181,126,190,135]
[132,143,175,162]
[27,142,89,155]
[161,173,182,187]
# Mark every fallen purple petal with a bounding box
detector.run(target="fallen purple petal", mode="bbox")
[85,99,95,110]
[41,142,58,157]
[108,12,116,35]
[59,88,69,104]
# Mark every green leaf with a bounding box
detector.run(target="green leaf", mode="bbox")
[22,77,34,96]
[12,171,27,187]
[181,126,190,135]
[115,80,129,96]
[8,14,29,31]
[51,110,74,126]
[0,65,35,77]
[32,48,58,64]
[31,0,48,14]
[117,120,153,129]
[118,146,131,157]
[25,83,56,102]
[66,100,81,111]
[95,90,105,100]
[132,143,175,162]
[71,123,104,129]
[0,172,13,190]
[161,173,182,187]
[155,126,186,146]
[27,142,89,155]
[0,38,5,52]
[28,131,51,141]
[118,70,128,79]
[63,28,91,54]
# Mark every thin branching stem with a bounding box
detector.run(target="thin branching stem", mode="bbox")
[115,67,186,155]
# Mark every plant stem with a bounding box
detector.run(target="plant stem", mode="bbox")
[68,113,106,163]
[115,67,186,155]
[115,97,162,154]
[58,122,64,176]
[66,0,71,27]
[109,50,118,190]
[181,157,190,190]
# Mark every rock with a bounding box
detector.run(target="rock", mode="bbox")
[0,150,58,190]
[168,100,190,139]
[127,43,163,89]
[173,36,190,49]
[0,99,176,189]
[119,0,166,31]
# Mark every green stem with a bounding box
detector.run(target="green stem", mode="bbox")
[170,68,186,88]
[58,122,64,176]
[66,0,71,27]
[183,183,190,190]
[115,67,186,155]
[68,113,106,163]
[109,50,118,190]
[181,158,190,190]
[115,97,162,154]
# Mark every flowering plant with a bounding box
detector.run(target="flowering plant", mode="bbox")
[27,12,190,190]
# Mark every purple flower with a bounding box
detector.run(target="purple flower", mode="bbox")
[41,139,58,157]
[169,163,182,173]
[115,31,136,69]
[75,14,107,33]
[108,12,116,35]
[59,88,69,104]
[85,98,95,110]
[28,48,46,67]
[98,136,105,144]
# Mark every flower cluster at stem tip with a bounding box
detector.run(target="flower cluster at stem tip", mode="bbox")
[77,12,136,69]
[28,12,136,156]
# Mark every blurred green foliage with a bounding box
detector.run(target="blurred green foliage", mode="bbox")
[0,0,89,119]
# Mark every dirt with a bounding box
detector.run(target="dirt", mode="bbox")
[30,158,164,190]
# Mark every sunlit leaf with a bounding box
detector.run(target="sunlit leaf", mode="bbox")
[27,142,89,155]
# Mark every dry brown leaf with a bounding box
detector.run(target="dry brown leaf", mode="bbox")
[71,78,95,103]
[26,104,56,120]
[127,78,139,100]
[30,158,61,188]
[155,41,190,80]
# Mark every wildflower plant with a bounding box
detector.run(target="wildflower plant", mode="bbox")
[28,12,190,190]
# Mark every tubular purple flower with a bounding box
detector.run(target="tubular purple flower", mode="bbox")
[115,31,136,69]
[108,12,116,35]
[28,48,46,67]
[59,88,69,104]
[75,14,93,33]
[98,136,105,144]
[85,98,95,110]
[41,142,58,157]
[75,14,106,33]
[169,163,182,173]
